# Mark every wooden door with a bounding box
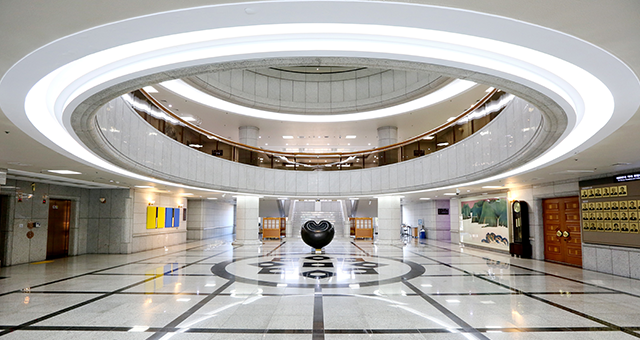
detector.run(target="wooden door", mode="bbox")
[543,197,582,266]
[47,199,71,259]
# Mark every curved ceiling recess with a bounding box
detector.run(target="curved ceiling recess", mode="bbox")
[0,1,638,197]
[170,66,472,120]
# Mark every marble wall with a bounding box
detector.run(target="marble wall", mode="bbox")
[85,188,133,255]
[95,95,543,197]
[131,190,188,253]
[186,199,234,240]
[2,179,90,265]
[402,200,451,240]
[0,179,138,265]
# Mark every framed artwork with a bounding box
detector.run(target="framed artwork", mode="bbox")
[619,185,628,197]
[610,186,619,197]
[459,197,509,251]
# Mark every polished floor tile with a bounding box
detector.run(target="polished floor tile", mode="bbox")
[1,236,640,339]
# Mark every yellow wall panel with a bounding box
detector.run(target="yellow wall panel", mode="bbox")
[146,206,157,229]
[157,207,166,229]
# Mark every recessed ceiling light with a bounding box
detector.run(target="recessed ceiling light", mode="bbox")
[135,185,154,189]
[446,117,456,122]
[423,136,434,140]
[482,186,503,189]
[142,86,158,93]
[181,193,194,196]
[207,197,217,200]
[176,298,191,302]
[188,144,203,148]
[443,193,456,195]
[346,135,357,139]
[11,8,625,202]
[437,142,449,147]
[277,197,288,200]
[419,198,431,200]
[282,136,293,139]
[47,170,81,175]
[565,169,595,173]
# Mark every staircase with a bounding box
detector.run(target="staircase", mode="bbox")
[289,201,346,237]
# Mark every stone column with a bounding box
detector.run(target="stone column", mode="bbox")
[239,126,259,147]
[375,196,403,245]
[377,126,398,147]
[233,196,262,245]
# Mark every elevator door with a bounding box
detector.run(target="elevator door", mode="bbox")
[47,199,71,259]
[543,196,582,266]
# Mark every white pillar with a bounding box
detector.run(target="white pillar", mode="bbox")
[239,126,259,147]
[376,196,403,245]
[377,126,398,147]
[233,196,262,245]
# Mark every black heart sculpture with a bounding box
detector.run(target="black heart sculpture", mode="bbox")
[301,220,335,249]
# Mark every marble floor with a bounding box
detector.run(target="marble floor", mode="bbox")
[1,236,640,339]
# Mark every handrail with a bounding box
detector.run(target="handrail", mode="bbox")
[139,88,499,159]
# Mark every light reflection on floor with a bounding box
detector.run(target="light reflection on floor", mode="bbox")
[1,236,640,339]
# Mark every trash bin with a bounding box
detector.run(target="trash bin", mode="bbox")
[419,229,427,239]
[412,227,418,238]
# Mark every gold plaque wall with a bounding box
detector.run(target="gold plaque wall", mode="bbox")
[581,177,640,248]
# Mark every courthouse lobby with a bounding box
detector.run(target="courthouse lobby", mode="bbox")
[2,1,640,339]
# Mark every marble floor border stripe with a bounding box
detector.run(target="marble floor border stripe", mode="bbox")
[0,274,162,337]
[0,246,237,338]
[266,241,287,256]
[402,279,490,340]
[16,290,625,297]
[405,246,640,339]
[0,325,624,334]
[0,240,226,298]
[313,285,325,340]
[145,279,235,340]
[420,242,640,299]
[350,242,371,256]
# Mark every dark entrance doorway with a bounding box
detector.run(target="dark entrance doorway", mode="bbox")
[46,199,71,260]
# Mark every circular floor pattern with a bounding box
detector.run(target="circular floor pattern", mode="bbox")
[212,253,425,288]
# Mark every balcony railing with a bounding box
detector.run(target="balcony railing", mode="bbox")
[123,87,509,171]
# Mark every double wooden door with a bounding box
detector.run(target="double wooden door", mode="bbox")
[46,199,71,259]
[543,197,582,266]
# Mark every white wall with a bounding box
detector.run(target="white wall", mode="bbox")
[96,95,543,197]
[186,199,234,240]
[131,190,187,253]
[355,199,377,217]
[402,199,450,240]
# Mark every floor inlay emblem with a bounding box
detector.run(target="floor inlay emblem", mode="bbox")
[212,253,424,288]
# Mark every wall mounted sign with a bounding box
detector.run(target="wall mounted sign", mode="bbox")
[616,173,640,182]
[438,208,449,215]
